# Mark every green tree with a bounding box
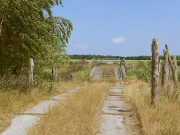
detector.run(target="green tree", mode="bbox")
[0,0,72,75]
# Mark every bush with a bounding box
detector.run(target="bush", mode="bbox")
[0,75,31,92]
[141,65,151,82]
[128,64,151,82]
[60,60,86,81]
[177,60,180,66]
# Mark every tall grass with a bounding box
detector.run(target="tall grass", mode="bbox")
[0,81,82,132]
[28,82,111,135]
[124,78,180,135]
[0,61,89,132]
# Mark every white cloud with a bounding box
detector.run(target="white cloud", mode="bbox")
[112,36,126,44]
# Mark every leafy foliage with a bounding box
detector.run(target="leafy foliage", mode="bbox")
[128,61,152,82]
[0,0,73,75]
[141,65,151,82]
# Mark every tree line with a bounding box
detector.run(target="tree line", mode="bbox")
[69,55,180,60]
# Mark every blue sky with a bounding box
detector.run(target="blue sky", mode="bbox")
[53,0,180,56]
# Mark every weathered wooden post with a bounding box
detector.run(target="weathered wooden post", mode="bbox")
[132,64,135,69]
[52,66,58,81]
[158,59,161,74]
[88,58,94,69]
[151,39,159,107]
[29,58,34,85]
[162,48,169,89]
[55,66,58,81]
[119,58,128,80]
[168,67,171,80]
[166,44,178,85]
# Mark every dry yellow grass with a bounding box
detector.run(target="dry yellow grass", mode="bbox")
[123,78,180,135]
[0,81,84,132]
[28,82,111,135]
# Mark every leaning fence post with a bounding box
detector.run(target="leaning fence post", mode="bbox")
[151,39,159,107]
[166,44,178,85]
[29,58,34,85]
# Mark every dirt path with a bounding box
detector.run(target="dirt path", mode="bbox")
[98,82,141,135]
[0,87,81,135]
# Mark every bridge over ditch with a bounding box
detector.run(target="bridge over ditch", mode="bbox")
[89,67,125,81]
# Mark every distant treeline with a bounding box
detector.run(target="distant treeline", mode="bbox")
[69,55,180,60]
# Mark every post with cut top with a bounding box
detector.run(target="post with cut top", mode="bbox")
[29,58,34,85]
[151,39,159,107]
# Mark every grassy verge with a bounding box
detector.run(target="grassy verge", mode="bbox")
[28,82,111,135]
[0,81,84,132]
[123,78,180,135]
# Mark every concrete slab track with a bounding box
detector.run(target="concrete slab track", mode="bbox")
[99,82,141,135]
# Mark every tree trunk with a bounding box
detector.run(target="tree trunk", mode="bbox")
[29,58,34,85]
[161,49,169,89]
[151,39,159,107]
[0,20,3,35]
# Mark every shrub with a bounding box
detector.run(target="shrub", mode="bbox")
[177,60,180,66]
[128,64,151,82]
[141,65,152,82]
[60,60,87,81]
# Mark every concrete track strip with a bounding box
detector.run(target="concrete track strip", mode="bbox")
[0,86,82,135]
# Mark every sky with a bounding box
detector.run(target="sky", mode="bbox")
[52,0,180,56]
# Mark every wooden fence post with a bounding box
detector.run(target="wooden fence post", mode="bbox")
[52,66,58,81]
[166,44,178,85]
[29,58,34,85]
[162,48,169,89]
[55,66,58,81]
[132,64,135,69]
[151,39,159,107]
[173,56,178,84]
[158,59,161,74]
